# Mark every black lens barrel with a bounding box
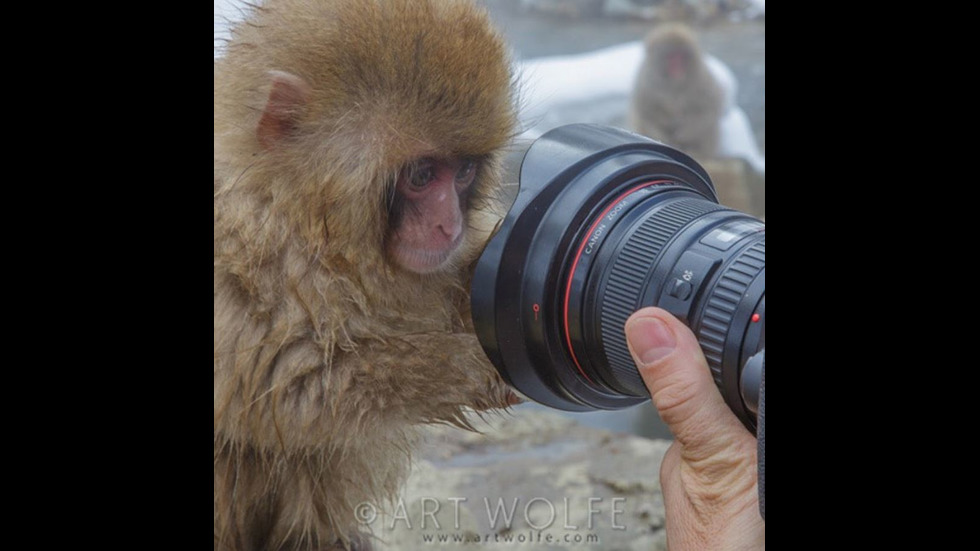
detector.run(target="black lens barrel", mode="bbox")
[472,124,764,429]
[585,193,733,396]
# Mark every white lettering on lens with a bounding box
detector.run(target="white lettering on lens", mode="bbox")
[585,224,606,255]
[606,201,627,221]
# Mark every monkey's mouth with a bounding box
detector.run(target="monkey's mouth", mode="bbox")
[392,234,464,274]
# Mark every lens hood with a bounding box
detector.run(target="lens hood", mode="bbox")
[472,124,721,410]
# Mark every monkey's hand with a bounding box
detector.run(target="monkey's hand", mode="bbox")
[215,331,514,451]
[351,332,516,419]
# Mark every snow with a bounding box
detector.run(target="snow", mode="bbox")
[214,0,248,59]
[516,41,764,173]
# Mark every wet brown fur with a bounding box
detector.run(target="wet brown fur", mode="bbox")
[214,1,517,548]
[629,24,724,160]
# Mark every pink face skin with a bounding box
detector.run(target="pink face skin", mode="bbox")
[387,157,478,274]
[666,49,689,80]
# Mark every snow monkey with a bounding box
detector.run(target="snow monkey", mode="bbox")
[213,1,518,548]
[630,24,725,160]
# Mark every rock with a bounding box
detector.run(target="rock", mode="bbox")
[367,410,671,550]
[701,158,754,216]
[713,159,764,219]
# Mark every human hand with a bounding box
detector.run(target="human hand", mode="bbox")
[625,307,764,550]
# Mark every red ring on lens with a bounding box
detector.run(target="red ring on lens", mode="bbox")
[563,181,672,384]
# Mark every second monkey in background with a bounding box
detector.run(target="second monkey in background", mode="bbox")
[630,24,725,161]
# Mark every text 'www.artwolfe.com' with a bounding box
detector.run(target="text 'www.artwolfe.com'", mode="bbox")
[422,531,601,545]
[356,496,626,545]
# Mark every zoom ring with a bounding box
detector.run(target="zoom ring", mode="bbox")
[600,198,729,395]
[697,240,765,387]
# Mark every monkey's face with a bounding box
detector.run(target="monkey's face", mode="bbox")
[645,25,701,83]
[663,46,692,81]
[386,157,480,274]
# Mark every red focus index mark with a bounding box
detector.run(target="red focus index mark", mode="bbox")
[533,303,540,321]
[751,313,761,323]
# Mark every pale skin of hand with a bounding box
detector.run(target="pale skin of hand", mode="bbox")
[625,307,764,550]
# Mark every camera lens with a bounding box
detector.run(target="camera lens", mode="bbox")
[472,124,764,430]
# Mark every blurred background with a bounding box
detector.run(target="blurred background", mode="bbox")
[485,0,764,151]
[214,0,765,439]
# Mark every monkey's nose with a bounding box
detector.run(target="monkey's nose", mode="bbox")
[437,219,463,242]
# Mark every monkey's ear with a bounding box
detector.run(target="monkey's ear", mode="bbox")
[257,71,312,149]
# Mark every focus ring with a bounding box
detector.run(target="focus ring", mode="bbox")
[697,240,765,387]
[599,198,729,395]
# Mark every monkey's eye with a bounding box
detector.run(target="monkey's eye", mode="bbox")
[455,159,478,189]
[409,161,436,190]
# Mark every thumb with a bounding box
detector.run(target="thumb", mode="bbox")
[624,307,750,457]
